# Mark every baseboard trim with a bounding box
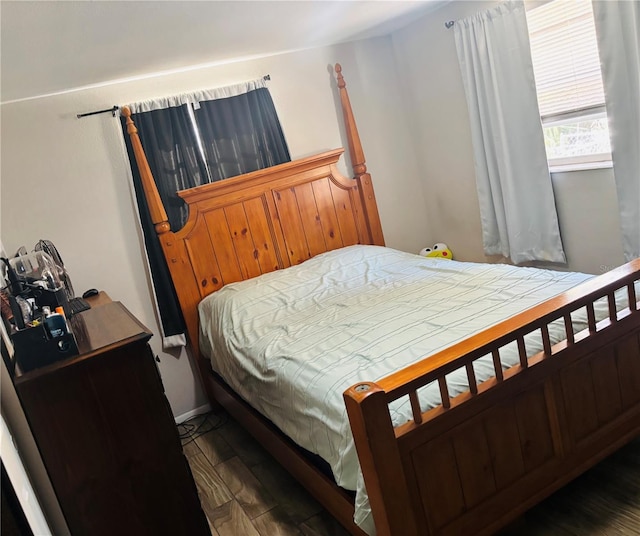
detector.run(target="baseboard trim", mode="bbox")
[174,403,212,424]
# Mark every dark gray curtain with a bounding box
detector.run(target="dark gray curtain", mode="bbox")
[121,88,290,339]
[194,87,290,180]
[121,104,204,338]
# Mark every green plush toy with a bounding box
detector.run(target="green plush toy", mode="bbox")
[419,243,453,260]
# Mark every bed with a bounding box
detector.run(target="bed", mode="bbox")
[122,64,640,536]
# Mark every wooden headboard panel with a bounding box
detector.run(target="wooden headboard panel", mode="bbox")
[121,65,384,365]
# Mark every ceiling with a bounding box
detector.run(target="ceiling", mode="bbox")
[1,0,446,103]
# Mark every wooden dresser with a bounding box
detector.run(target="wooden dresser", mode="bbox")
[13,296,209,535]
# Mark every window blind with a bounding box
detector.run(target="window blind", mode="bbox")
[527,0,605,118]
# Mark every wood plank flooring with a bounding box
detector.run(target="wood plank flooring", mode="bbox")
[182,411,640,535]
[498,434,640,536]
[181,412,349,536]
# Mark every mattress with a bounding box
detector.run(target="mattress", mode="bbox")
[198,245,620,534]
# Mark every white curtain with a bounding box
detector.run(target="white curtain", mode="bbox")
[592,0,640,262]
[454,0,566,264]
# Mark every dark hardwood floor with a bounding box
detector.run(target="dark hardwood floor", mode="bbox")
[182,412,640,536]
[181,412,349,536]
[498,434,640,536]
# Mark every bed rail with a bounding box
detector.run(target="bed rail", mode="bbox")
[345,259,640,536]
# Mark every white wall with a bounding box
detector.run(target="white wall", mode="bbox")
[1,38,429,418]
[390,0,626,273]
[551,167,624,275]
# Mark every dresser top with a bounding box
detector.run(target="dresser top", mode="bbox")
[14,300,152,384]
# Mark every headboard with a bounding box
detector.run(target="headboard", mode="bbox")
[121,64,385,368]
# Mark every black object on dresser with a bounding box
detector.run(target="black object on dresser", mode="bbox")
[13,297,209,536]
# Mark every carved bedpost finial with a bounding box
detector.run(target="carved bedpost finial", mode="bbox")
[121,106,171,235]
[335,63,345,89]
[334,63,367,178]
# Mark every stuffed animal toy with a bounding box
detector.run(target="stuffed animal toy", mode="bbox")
[419,243,453,260]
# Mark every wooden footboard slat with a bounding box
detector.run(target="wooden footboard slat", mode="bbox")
[517,337,528,368]
[409,392,423,424]
[465,362,478,394]
[587,302,597,333]
[541,325,552,356]
[438,378,451,409]
[564,313,575,344]
[608,292,618,322]
[492,349,504,381]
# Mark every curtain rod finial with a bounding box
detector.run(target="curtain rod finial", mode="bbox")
[445,20,455,29]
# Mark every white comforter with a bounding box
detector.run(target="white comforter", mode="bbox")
[198,245,610,533]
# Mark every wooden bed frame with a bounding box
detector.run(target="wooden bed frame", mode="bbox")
[122,64,640,536]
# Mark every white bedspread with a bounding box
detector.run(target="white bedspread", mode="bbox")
[198,245,614,533]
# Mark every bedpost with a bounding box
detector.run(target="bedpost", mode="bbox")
[121,106,171,235]
[121,105,212,405]
[344,383,420,536]
[334,64,367,181]
[334,64,385,246]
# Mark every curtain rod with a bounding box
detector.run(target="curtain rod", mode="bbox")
[445,20,455,29]
[76,74,271,119]
[76,106,119,119]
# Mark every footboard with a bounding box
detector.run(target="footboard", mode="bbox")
[345,260,640,536]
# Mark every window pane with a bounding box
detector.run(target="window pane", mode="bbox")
[543,115,611,161]
[527,0,605,117]
[527,0,610,166]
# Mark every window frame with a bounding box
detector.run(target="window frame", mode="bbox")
[541,104,612,171]
[526,0,612,172]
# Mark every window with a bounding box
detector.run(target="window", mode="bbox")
[527,0,611,169]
